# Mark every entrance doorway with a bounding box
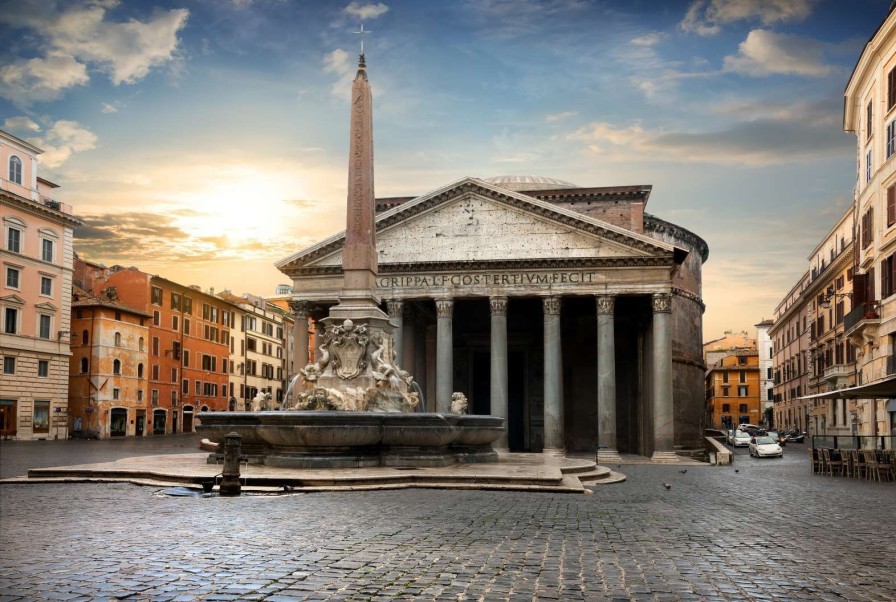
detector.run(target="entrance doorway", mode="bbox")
[110,408,126,437]
[507,349,530,451]
[0,399,15,438]
[152,409,166,434]
[135,410,145,436]
[182,405,194,433]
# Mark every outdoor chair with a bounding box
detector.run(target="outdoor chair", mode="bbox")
[823,448,843,476]
[853,449,867,479]
[874,450,893,482]
[843,449,855,478]
[811,448,822,474]
[862,450,879,481]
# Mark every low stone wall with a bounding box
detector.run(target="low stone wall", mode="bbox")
[705,436,731,465]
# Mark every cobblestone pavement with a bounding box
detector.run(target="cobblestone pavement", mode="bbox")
[1,437,895,601]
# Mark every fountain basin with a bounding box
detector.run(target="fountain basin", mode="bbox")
[196,411,504,468]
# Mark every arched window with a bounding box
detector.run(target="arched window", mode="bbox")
[137,363,144,378]
[80,357,88,373]
[8,156,22,185]
[114,332,121,347]
[82,330,89,345]
[138,337,144,351]
[113,359,121,375]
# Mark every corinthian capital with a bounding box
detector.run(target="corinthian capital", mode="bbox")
[435,298,454,318]
[288,299,310,318]
[386,299,404,319]
[543,296,561,316]
[490,296,508,317]
[652,293,672,314]
[596,295,615,316]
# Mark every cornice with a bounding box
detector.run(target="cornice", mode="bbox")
[643,213,709,262]
[278,178,674,271]
[0,190,83,228]
[672,286,705,311]
[803,244,855,299]
[288,255,675,277]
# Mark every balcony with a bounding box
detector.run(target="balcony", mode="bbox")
[823,364,852,385]
[844,302,880,349]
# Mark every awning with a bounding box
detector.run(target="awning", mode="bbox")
[798,376,896,400]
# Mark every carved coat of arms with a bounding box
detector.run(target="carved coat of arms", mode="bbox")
[330,319,369,379]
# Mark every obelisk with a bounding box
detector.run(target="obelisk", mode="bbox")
[328,48,388,322]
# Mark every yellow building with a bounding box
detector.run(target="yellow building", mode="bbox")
[705,351,761,429]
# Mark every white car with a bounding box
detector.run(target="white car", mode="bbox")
[749,436,783,458]
[731,430,752,447]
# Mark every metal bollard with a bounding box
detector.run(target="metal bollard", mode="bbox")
[219,431,243,496]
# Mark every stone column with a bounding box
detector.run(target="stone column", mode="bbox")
[288,300,310,373]
[387,299,404,366]
[596,295,621,464]
[490,296,509,449]
[543,296,564,456]
[435,299,454,414]
[651,293,677,463]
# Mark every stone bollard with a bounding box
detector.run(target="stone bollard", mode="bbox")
[219,431,243,497]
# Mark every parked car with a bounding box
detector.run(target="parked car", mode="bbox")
[748,435,783,458]
[766,430,786,446]
[742,425,766,437]
[732,430,752,447]
[737,423,759,432]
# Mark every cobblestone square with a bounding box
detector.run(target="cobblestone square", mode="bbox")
[1,435,894,601]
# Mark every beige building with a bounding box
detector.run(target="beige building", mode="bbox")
[1,130,81,439]
[769,272,811,433]
[843,4,896,440]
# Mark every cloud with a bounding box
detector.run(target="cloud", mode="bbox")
[630,32,666,47]
[0,53,89,105]
[323,48,358,97]
[567,100,849,166]
[545,111,577,123]
[343,2,389,20]
[464,0,587,38]
[27,120,97,168]
[100,102,118,113]
[2,117,42,133]
[0,0,189,105]
[723,29,833,77]
[680,0,815,36]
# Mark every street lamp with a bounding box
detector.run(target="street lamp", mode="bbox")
[819,290,852,309]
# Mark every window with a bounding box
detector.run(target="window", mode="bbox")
[171,367,178,383]
[721,403,730,413]
[737,356,746,366]
[888,121,896,160]
[137,363,144,378]
[138,337,144,351]
[182,378,189,394]
[152,389,159,405]
[113,388,120,400]
[151,286,162,305]
[80,357,88,373]
[867,100,874,141]
[889,66,896,110]
[722,372,729,383]
[152,364,159,380]
[738,385,748,397]
[41,238,54,263]
[113,359,121,375]
[195,380,201,395]
[114,311,121,321]
[183,319,190,335]
[867,149,872,183]
[889,186,896,228]
[8,156,22,185]
[721,386,729,396]
[114,332,121,346]
[172,315,179,331]
[170,292,181,311]
[38,359,48,377]
[3,356,14,374]
[739,371,746,383]
[38,314,51,339]
[6,267,19,289]
[32,401,49,433]
[153,310,160,327]
[739,403,748,413]
[152,337,159,356]
[4,307,17,334]
[82,329,89,345]
[182,349,189,367]
[40,276,52,296]
[6,226,21,253]
[137,390,143,402]
[183,297,192,315]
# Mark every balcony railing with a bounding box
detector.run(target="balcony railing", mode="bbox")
[844,302,879,334]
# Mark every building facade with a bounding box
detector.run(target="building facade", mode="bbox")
[705,351,761,429]
[755,319,774,425]
[844,4,896,438]
[1,130,81,439]
[770,272,811,433]
[69,286,150,438]
[279,176,709,459]
[74,260,233,433]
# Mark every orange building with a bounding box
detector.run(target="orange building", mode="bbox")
[74,259,234,433]
[69,286,150,438]
[705,351,761,429]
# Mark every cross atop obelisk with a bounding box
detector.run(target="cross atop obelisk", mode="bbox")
[329,30,386,320]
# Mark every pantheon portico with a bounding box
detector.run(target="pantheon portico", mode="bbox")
[278,176,708,461]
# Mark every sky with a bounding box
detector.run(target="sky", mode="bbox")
[0,0,888,341]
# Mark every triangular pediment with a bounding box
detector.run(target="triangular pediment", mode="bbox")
[0,294,25,305]
[35,301,57,312]
[277,177,675,272]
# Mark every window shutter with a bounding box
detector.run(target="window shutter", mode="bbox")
[869,266,876,303]
[889,187,896,227]
[882,259,890,299]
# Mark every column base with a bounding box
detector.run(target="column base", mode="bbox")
[596,448,623,464]
[650,451,680,463]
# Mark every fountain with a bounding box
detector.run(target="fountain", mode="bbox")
[197,44,504,468]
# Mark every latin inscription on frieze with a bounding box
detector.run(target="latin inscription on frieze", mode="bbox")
[377,271,597,289]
